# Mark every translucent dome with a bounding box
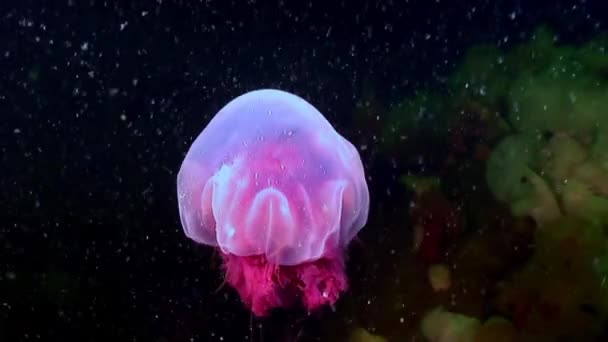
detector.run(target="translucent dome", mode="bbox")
[177,89,369,265]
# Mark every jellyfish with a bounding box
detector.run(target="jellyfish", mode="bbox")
[177,89,369,316]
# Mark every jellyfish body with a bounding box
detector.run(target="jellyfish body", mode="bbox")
[177,89,369,316]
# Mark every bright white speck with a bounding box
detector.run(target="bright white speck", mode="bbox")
[280,201,290,215]
[226,224,236,238]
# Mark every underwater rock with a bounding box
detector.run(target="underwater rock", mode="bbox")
[349,327,388,342]
[428,264,451,292]
[494,216,608,340]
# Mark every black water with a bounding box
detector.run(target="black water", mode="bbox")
[2,1,607,341]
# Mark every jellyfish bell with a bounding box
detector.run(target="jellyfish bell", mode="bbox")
[177,89,369,316]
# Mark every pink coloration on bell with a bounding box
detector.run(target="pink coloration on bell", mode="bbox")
[177,89,369,316]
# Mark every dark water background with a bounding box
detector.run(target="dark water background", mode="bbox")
[2,0,608,341]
